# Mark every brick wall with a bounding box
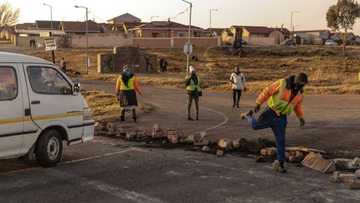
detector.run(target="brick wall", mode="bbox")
[133,37,219,49]
[173,37,219,48]
[70,33,133,48]
[133,38,172,49]
[243,36,276,46]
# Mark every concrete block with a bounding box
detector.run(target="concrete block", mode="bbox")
[218,139,232,150]
[355,169,360,179]
[348,179,360,190]
[216,149,224,157]
[260,147,276,157]
[288,151,305,163]
[232,139,240,149]
[201,146,211,152]
[334,158,360,171]
[302,152,336,174]
[330,171,355,183]
[152,124,164,138]
[286,146,326,155]
[167,129,178,144]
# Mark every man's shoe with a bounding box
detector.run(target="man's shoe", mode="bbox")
[120,116,125,122]
[133,117,137,123]
[241,110,254,120]
[272,160,287,173]
[188,117,194,121]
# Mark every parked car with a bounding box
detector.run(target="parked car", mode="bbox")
[325,40,338,46]
[0,52,94,167]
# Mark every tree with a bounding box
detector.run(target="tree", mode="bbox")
[326,0,360,55]
[0,2,20,27]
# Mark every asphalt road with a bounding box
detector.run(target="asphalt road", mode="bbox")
[1,80,360,203]
[1,136,360,203]
[82,80,360,156]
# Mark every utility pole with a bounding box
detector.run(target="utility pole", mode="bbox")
[43,3,55,64]
[209,9,218,30]
[181,0,192,74]
[150,16,159,22]
[75,5,89,74]
[290,11,299,41]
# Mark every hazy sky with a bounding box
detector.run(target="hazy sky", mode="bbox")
[7,0,360,33]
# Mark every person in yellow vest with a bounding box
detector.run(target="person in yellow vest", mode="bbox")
[241,73,308,173]
[185,66,202,121]
[115,67,142,122]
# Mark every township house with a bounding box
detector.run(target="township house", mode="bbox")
[222,25,290,46]
[1,20,103,47]
[129,20,204,38]
[0,13,220,49]
[294,30,331,45]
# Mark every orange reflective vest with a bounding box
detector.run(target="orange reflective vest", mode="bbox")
[256,79,304,118]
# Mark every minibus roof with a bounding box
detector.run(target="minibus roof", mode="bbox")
[0,52,52,64]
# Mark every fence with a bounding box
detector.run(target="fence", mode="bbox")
[70,34,220,49]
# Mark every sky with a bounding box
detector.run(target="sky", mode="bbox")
[6,0,360,33]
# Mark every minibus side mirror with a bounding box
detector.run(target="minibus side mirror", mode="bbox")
[73,83,81,94]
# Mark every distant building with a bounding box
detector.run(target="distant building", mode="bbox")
[206,28,226,37]
[222,25,290,46]
[129,20,204,38]
[107,13,141,24]
[294,30,330,45]
[60,21,102,34]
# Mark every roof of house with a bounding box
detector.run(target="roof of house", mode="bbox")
[131,21,203,31]
[294,30,330,33]
[15,23,36,30]
[61,21,101,33]
[108,13,141,23]
[35,20,62,30]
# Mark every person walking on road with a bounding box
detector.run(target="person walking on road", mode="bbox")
[115,66,142,122]
[241,73,308,173]
[60,57,67,73]
[230,67,246,108]
[185,66,202,121]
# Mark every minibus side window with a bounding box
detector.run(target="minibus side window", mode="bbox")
[0,67,18,101]
[27,66,72,95]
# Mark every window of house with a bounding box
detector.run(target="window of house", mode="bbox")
[0,67,18,101]
[152,32,159,38]
[27,66,72,95]
[177,32,186,37]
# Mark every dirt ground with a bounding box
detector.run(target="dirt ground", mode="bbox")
[18,45,360,95]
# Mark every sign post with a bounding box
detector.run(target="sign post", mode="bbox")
[44,37,57,64]
[183,42,193,73]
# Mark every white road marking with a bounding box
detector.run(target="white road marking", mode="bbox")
[0,147,148,175]
[63,147,147,165]
[87,180,166,203]
[200,106,229,133]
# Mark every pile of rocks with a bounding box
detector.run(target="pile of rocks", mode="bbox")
[95,122,360,189]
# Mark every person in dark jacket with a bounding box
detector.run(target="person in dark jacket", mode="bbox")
[185,66,201,121]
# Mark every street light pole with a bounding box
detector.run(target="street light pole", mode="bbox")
[75,5,89,74]
[181,0,192,74]
[209,9,218,29]
[43,3,53,29]
[150,16,159,22]
[290,11,299,40]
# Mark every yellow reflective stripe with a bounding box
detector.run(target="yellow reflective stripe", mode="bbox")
[0,112,83,126]
[32,112,83,121]
[0,117,27,125]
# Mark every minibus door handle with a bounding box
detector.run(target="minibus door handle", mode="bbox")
[31,100,41,105]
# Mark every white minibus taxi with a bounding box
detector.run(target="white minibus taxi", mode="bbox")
[0,52,94,167]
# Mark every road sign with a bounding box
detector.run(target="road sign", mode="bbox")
[183,43,193,55]
[44,38,57,51]
[40,32,50,38]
